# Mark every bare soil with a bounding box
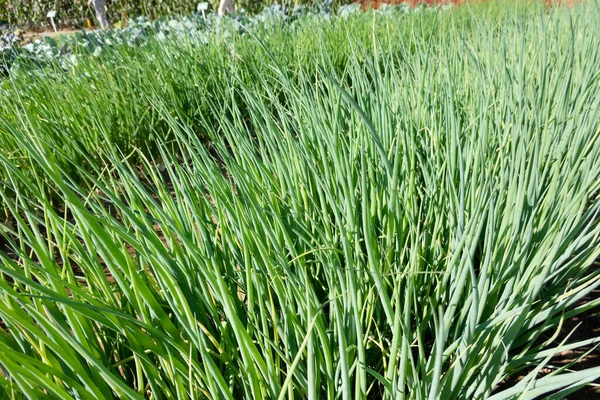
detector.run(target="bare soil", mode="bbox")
[21,28,97,42]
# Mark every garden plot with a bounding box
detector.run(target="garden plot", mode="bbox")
[0,1,599,399]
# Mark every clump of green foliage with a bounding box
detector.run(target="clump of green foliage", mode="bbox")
[0,0,352,29]
[0,1,599,399]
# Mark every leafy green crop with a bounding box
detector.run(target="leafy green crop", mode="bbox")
[1,3,447,76]
[0,1,599,399]
[0,0,354,29]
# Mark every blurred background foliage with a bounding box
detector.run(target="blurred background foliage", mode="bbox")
[0,0,354,29]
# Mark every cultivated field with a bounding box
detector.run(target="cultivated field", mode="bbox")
[0,1,599,399]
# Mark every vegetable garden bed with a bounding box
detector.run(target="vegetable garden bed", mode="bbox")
[1,1,599,398]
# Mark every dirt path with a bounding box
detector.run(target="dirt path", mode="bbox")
[21,28,98,42]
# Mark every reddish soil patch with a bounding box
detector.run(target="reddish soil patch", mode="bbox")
[359,0,460,9]
[357,0,579,9]
[493,264,600,398]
